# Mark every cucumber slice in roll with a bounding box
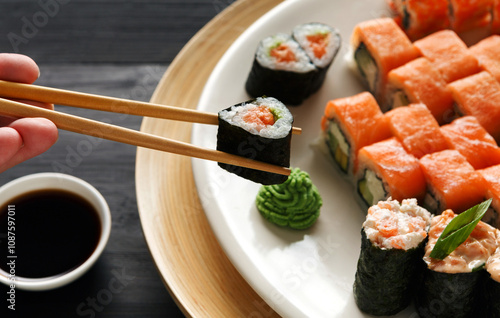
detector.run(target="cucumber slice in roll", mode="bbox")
[354,42,378,95]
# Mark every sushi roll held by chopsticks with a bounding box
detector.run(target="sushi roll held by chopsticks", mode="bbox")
[217,97,293,185]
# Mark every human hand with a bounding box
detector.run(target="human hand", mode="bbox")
[0,53,58,172]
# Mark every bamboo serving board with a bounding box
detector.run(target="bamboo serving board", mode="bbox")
[135,0,283,317]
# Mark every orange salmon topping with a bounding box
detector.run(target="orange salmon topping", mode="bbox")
[270,44,296,63]
[243,106,275,131]
[376,217,398,238]
[307,33,329,58]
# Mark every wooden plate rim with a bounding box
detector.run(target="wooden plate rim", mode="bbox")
[135,1,283,317]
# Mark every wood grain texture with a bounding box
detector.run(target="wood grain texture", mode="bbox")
[135,0,284,317]
[0,0,226,63]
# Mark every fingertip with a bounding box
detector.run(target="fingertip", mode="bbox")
[0,53,40,84]
[0,126,23,149]
[29,117,59,149]
[9,117,58,158]
[39,117,59,146]
[0,126,24,163]
[0,118,57,172]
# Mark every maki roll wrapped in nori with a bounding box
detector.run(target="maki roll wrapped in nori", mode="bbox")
[484,230,500,317]
[354,198,432,316]
[292,22,341,95]
[415,210,498,318]
[217,97,293,185]
[245,23,341,106]
[245,33,317,106]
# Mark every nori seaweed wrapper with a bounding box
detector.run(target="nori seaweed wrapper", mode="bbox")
[414,267,486,318]
[353,42,379,99]
[245,58,317,106]
[480,276,500,318]
[292,24,341,96]
[353,229,426,316]
[307,65,329,97]
[216,100,292,185]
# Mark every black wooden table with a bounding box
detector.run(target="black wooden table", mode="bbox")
[0,1,235,317]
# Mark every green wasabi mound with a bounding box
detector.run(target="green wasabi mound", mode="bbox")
[256,168,322,230]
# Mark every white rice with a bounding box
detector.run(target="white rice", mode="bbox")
[293,23,341,68]
[255,33,315,73]
[219,97,293,139]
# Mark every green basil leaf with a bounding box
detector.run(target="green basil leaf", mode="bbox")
[430,199,492,260]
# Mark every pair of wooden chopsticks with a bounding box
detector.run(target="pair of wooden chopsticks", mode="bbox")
[0,80,301,176]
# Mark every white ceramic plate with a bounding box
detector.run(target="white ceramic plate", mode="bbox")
[192,0,417,317]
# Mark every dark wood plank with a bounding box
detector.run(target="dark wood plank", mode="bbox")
[0,0,236,63]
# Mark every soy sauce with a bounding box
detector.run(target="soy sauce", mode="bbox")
[0,189,101,278]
